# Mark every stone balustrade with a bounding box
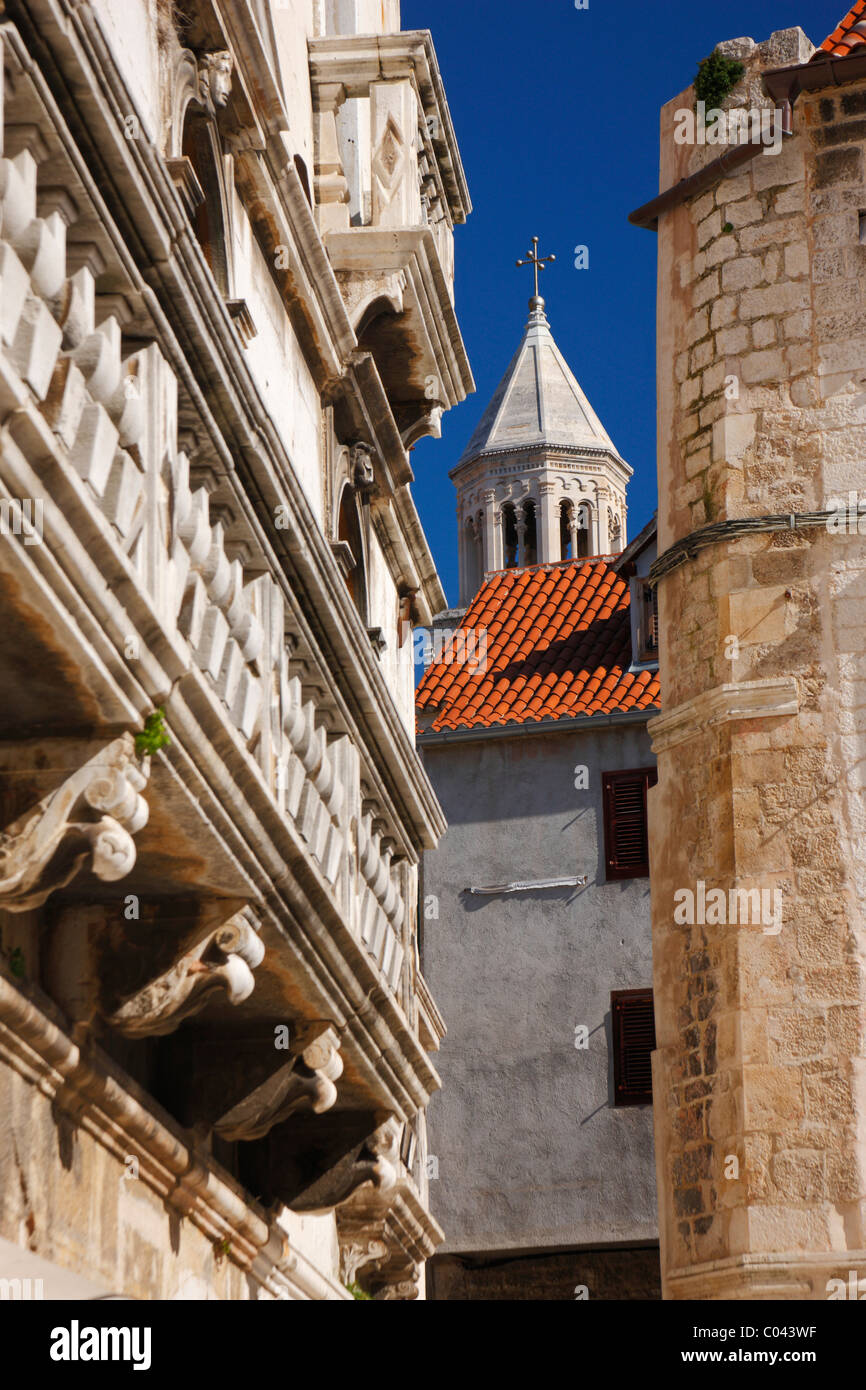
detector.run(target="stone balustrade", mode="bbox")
[0,36,409,1007]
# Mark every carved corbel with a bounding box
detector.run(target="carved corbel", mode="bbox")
[105,907,264,1038]
[349,441,376,492]
[291,1115,402,1213]
[214,1025,343,1142]
[198,51,234,111]
[371,1265,421,1301]
[0,735,149,912]
[397,403,444,449]
[340,1237,389,1288]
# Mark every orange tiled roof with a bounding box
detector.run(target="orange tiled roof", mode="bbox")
[818,1,866,56]
[416,558,660,733]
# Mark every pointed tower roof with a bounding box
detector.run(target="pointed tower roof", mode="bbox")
[456,299,623,467]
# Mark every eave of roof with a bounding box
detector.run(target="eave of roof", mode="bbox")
[416,557,660,733]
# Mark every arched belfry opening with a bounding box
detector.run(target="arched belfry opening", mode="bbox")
[560,500,574,561]
[522,500,537,567]
[502,504,519,568]
[577,503,592,559]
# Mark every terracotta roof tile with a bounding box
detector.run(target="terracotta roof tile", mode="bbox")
[818,1,866,55]
[416,558,661,733]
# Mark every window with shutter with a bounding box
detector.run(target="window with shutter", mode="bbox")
[638,579,659,663]
[602,767,657,881]
[611,989,656,1106]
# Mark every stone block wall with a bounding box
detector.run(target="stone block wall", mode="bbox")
[649,34,866,1299]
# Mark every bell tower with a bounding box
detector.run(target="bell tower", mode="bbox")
[452,238,633,605]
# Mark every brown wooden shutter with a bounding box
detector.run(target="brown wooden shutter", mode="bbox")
[611,989,656,1106]
[602,768,657,880]
[646,583,659,653]
[638,580,659,661]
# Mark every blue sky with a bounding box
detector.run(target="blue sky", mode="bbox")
[400,0,845,606]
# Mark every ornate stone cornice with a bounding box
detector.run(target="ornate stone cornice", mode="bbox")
[0,735,148,912]
[648,677,800,755]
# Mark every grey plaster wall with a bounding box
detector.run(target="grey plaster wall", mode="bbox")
[420,723,658,1253]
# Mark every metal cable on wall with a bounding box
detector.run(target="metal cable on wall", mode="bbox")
[648,510,841,588]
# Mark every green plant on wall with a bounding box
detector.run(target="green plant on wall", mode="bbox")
[694,49,745,116]
[135,707,170,757]
[345,1281,371,1301]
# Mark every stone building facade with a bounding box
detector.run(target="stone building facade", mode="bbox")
[630,10,866,1299]
[0,0,471,1299]
[417,300,662,1299]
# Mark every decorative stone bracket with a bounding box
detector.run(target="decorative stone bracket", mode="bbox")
[291,1114,402,1213]
[335,1117,438,1300]
[340,1237,389,1287]
[214,1025,343,1142]
[105,907,264,1038]
[0,734,149,912]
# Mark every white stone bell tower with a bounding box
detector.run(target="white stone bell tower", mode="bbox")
[452,240,632,606]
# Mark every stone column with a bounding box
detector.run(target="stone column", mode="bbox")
[483,489,501,573]
[312,82,350,234]
[538,481,559,564]
[647,34,866,1301]
[595,489,611,555]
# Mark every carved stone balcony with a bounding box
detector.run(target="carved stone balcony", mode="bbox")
[326,226,473,446]
[0,7,449,1297]
[0,17,440,1124]
[308,32,471,240]
[309,32,474,446]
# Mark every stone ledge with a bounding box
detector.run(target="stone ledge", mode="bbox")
[665,1249,866,1301]
[649,677,800,754]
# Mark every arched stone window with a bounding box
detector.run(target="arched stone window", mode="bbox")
[577,502,592,559]
[502,503,519,568]
[167,49,235,297]
[560,500,574,561]
[337,485,368,622]
[522,500,537,567]
[181,106,230,294]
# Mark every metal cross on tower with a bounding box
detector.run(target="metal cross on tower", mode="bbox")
[516,236,556,302]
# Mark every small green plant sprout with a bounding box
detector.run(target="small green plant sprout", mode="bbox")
[694,50,745,116]
[214,1237,231,1263]
[135,708,170,758]
[8,947,25,979]
[346,1281,371,1301]
[723,222,734,234]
